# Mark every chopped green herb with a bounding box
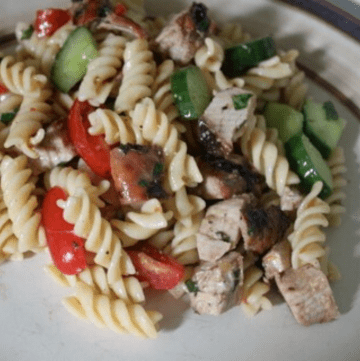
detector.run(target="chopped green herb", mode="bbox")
[323,101,338,120]
[138,179,149,188]
[247,225,255,236]
[153,162,164,177]
[0,106,19,125]
[21,25,34,40]
[232,93,253,110]
[215,231,231,243]
[185,279,199,294]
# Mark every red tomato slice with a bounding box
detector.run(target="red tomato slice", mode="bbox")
[0,84,8,95]
[114,3,127,16]
[34,8,71,38]
[68,99,111,179]
[127,243,185,290]
[42,187,93,275]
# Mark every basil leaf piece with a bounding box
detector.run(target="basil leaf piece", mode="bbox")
[323,101,338,121]
[21,25,34,40]
[0,106,19,125]
[232,93,253,110]
[185,279,199,294]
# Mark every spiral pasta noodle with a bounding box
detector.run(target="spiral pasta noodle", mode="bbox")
[151,59,179,122]
[241,265,272,317]
[325,147,347,227]
[287,181,330,269]
[130,98,203,192]
[111,199,173,247]
[87,108,136,145]
[0,155,46,253]
[239,115,300,196]
[15,22,75,76]
[62,281,162,338]
[78,33,127,106]
[115,39,156,113]
[0,56,49,98]
[0,93,22,117]
[57,188,141,302]
[44,166,110,207]
[45,263,145,304]
[195,37,224,73]
[4,88,53,158]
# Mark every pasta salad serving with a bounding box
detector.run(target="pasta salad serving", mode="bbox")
[0,0,347,338]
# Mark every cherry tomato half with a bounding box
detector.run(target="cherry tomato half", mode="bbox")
[127,243,185,290]
[68,99,111,179]
[34,8,71,38]
[42,187,93,275]
[0,84,8,95]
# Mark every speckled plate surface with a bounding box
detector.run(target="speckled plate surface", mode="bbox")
[0,1,360,360]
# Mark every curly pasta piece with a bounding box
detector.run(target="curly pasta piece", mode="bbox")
[0,155,46,253]
[45,263,145,303]
[87,109,136,145]
[130,98,203,191]
[151,59,178,122]
[44,166,110,207]
[0,56,48,97]
[0,197,21,263]
[195,37,224,73]
[288,181,330,269]
[115,39,156,113]
[325,147,347,227]
[0,92,22,117]
[78,34,127,106]
[111,199,173,246]
[62,281,161,338]
[4,89,53,158]
[15,22,75,76]
[241,265,272,317]
[57,188,138,301]
[239,115,300,196]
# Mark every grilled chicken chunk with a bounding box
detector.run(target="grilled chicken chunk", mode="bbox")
[155,3,216,65]
[280,186,304,212]
[239,205,291,254]
[262,240,292,279]
[194,154,264,200]
[198,88,256,157]
[27,119,76,175]
[197,194,256,263]
[189,251,244,315]
[275,264,340,326]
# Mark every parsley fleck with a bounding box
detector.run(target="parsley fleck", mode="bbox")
[138,179,149,188]
[215,231,231,243]
[323,101,338,120]
[232,93,253,110]
[153,162,164,177]
[0,106,19,125]
[185,279,199,294]
[21,25,34,40]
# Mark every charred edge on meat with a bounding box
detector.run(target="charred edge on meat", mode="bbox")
[202,153,262,192]
[245,208,269,236]
[198,119,223,157]
[97,1,113,18]
[119,143,163,156]
[190,2,210,32]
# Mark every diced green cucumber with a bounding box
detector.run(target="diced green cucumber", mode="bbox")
[51,27,98,93]
[263,102,304,143]
[285,134,333,199]
[303,99,346,159]
[221,37,276,78]
[171,66,212,120]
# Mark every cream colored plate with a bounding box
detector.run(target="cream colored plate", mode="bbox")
[0,1,360,360]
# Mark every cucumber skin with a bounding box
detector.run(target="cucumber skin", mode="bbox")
[51,27,98,93]
[303,121,332,159]
[222,37,276,78]
[285,134,332,199]
[171,66,211,120]
[264,102,304,143]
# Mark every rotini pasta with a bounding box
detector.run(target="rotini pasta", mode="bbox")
[0,155,46,253]
[115,39,156,113]
[288,181,330,269]
[325,147,347,227]
[63,281,161,338]
[78,33,127,106]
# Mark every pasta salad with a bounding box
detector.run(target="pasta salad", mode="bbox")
[0,0,347,338]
